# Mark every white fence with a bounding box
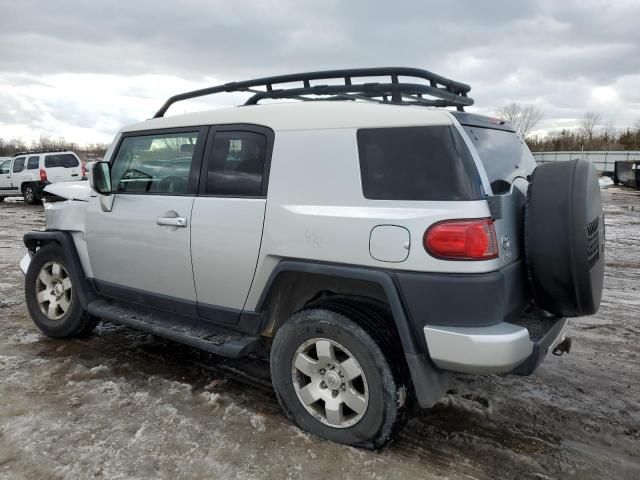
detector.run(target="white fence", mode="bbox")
[532,151,640,173]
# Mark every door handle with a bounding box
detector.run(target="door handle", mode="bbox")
[156,216,187,227]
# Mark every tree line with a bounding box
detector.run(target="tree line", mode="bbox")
[2,106,640,156]
[497,103,640,152]
[0,136,108,161]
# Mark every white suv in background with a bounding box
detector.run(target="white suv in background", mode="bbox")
[0,150,85,204]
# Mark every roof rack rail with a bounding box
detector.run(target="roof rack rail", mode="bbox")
[153,67,473,118]
[14,148,69,156]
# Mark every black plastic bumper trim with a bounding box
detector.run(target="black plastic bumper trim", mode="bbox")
[510,317,568,375]
[394,259,529,329]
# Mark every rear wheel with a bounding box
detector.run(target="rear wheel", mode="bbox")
[23,183,40,205]
[25,244,97,338]
[270,305,409,449]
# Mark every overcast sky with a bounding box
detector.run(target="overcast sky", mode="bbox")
[1,0,639,145]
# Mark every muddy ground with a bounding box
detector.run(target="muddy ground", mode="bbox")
[0,187,638,480]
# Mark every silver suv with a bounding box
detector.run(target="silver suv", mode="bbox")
[20,68,605,449]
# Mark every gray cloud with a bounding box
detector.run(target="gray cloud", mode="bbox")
[1,0,639,142]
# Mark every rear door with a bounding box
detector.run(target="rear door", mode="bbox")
[85,127,208,313]
[43,153,82,182]
[26,155,40,179]
[190,125,273,325]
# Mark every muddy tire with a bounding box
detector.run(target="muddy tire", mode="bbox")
[22,183,40,205]
[25,244,96,338]
[525,159,605,317]
[270,304,409,450]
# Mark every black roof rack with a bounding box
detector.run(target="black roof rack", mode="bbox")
[153,67,473,118]
[14,149,69,157]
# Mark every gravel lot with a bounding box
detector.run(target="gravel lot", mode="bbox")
[0,187,639,480]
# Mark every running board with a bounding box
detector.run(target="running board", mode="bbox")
[86,299,261,358]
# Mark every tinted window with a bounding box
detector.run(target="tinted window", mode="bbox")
[44,154,79,168]
[27,156,40,169]
[357,126,483,201]
[0,160,10,174]
[463,127,537,192]
[205,131,267,196]
[13,157,25,172]
[111,131,200,194]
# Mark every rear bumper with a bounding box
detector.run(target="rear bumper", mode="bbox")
[394,259,529,329]
[423,316,567,375]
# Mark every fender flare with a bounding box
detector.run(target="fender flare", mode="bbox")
[23,230,96,308]
[255,259,447,407]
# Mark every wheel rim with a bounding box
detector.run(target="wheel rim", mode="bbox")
[25,187,33,201]
[35,261,72,320]
[291,338,369,428]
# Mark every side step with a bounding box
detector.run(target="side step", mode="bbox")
[86,299,261,358]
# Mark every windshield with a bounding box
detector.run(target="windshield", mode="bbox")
[463,126,537,194]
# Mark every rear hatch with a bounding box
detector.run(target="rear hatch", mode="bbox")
[453,112,538,267]
[44,153,83,183]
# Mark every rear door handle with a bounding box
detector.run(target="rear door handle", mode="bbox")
[156,216,187,227]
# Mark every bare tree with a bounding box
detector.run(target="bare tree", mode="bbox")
[600,120,617,149]
[497,103,544,138]
[580,112,601,143]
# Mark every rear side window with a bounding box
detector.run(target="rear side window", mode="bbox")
[45,154,79,168]
[204,131,267,196]
[357,126,483,201]
[27,156,40,169]
[13,157,25,172]
[463,127,537,192]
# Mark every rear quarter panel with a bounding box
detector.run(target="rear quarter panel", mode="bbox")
[245,127,496,310]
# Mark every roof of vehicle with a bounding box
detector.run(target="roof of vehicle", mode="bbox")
[122,101,455,134]
[13,150,78,157]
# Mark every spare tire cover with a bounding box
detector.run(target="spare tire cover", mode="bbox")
[525,159,605,317]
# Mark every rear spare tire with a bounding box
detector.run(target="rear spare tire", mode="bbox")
[525,159,605,317]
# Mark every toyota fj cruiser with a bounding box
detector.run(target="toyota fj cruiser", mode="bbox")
[19,68,605,449]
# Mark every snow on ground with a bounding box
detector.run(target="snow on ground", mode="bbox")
[0,190,639,479]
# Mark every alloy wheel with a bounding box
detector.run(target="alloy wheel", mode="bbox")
[35,261,72,320]
[291,338,369,428]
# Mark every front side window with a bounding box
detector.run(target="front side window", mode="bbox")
[27,156,40,169]
[357,126,483,201]
[13,157,25,173]
[204,131,267,196]
[44,154,79,168]
[111,131,200,194]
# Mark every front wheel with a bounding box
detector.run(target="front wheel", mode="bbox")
[270,306,409,449]
[25,244,98,338]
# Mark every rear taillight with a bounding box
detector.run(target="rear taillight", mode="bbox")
[81,162,86,177]
[424,218,498,260]
[39,168,47,182]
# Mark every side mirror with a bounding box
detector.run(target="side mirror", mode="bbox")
[91,161,112,195]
